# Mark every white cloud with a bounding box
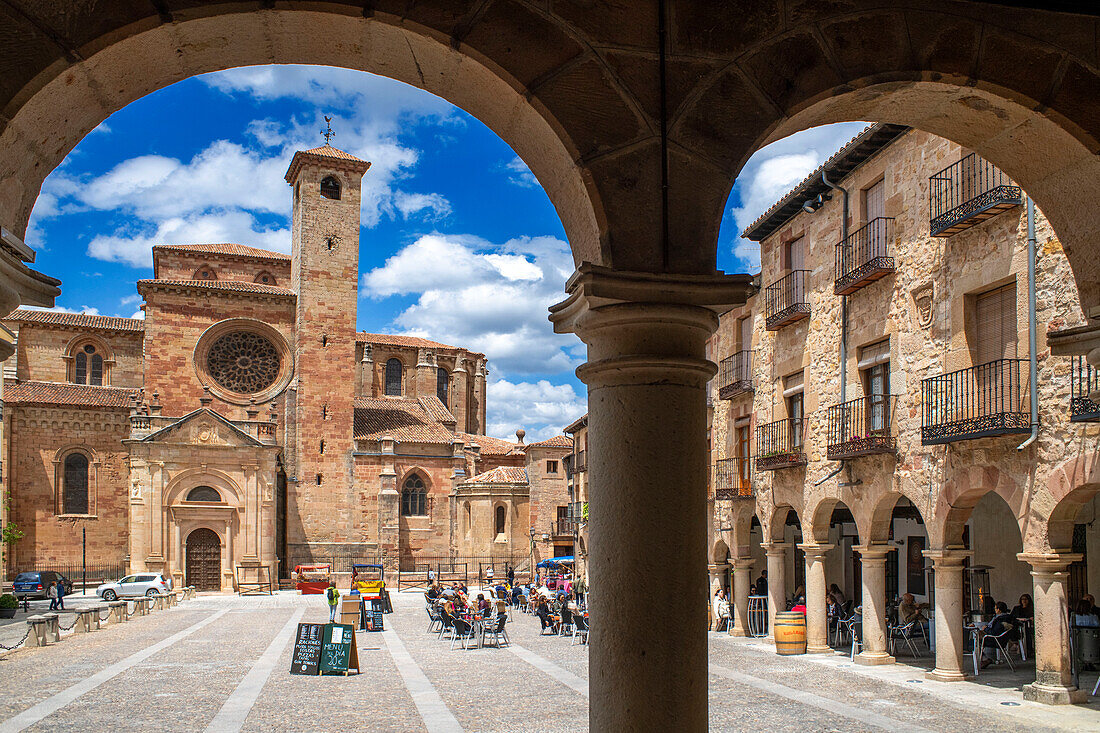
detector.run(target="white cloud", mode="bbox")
[87,211,290,267]
[727,122,868,271]
[21,305,101,316]
[130,309,145,320]
[485,378,586,442]
[119,294,142,306]
[393,192,452,221]
[502,156,538,188]
[361,233,579,376]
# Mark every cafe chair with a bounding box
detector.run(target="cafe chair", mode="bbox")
[451,617,478,650]
[889,620,927,658]
[560,607,574,636]
[426,604,443,634]
[572,615,589,646]
[847,618,862,661]
[483,614,510,648]
[978,627,1017,672]
[438,609,456,640]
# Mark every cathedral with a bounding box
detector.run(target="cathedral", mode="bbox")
[0,143,570,591]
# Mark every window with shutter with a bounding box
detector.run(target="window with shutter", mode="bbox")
[974,284,1017,366]
[786,237,805,272]
[865,178,886,221]
[739,316,753,351]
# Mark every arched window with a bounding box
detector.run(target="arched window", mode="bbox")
[437,367,449,407]
[62,452,89,515]
[186,486,222,502]
[320,176,341,200]
[192,265,217,280]
[495,505,506,536]
[254,271,277,286]
[73,343,105,386]
[385,359,403,396]
[401,475,427,516]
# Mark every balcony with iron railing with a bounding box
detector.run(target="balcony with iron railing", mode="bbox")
[835,217,895,295]
[714,457,755,499]
[921,359,1030,444]
[718,350,754,399]
[826,395,898,460]
[1071,355,1100,422]
[929,153,1022,237]
[551,518,579,536]
[573,450,587,473]
[764,270,811,331]
[756,418,807,471]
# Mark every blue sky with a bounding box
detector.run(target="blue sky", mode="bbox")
[24,65,866,441]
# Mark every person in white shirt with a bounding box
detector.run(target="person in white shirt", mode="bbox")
[712,588,730,631]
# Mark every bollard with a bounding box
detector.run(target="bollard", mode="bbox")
[94,604,110,628]
[153,594,165,611]
[139,597,151,615]
[109,600,128,623]
[42,613,61,642]
[26,615,48,647]
[75,609,94,633]
[167,591,178,607]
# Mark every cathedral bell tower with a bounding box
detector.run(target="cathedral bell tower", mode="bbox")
[283,134,371,566]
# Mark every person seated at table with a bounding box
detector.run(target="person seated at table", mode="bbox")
[790,595,807,614]
[979,602,1016,669]
[828,584,846,607]
[898,593,929,626]
[826,594,842,631]
[1010,593,1033,620]
[426,583,442,600]
[535,597,558,634]
[1074,598,1100,627]
[476,593,491,616]
[457,581,469,595]
[566,592,583,615]
[1084,593,1100,618]
[712,588,730,631]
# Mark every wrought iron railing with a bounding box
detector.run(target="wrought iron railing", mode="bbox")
[714,457,754,499]
[764,270,811,330]
[718,350,754,399]
[929,153,1022,236]
[755,418,807,470]
[835,217,895,295]
[574,450,587,472]
[1071,355,1100,422]
[551,519,579,536]
[921,359,1031,444]
[826,395,897,459]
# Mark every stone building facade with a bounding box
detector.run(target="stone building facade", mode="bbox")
[0,143,568,590]
[708,125,1100,703]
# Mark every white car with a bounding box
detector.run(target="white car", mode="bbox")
[96,573,172,601]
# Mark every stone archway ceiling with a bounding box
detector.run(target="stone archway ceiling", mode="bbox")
[2,1,1100,288]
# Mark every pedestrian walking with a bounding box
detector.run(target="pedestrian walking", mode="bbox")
[326,580,340,622]
[47,581,58,610]
[507,565,515,587]
[428,567,436,585]
[55,578,66,611]
[486,565,495,585]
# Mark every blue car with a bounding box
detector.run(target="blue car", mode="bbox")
[12,571,73,600]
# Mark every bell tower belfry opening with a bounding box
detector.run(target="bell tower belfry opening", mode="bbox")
[284,139,371,567]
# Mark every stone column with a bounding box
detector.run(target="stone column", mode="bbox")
[762,542,789,640]
[854,545,895,665]
[924,549,972,682]
[450,356,468,433]
[799,543,834,653]
[707,562,729,595]
[378,436,400,571]
[729,557,755,637]
[548,264,752,733]
[1019,553,1087,704]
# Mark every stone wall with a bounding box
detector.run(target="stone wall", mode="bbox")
[13,324,143,387]
[154,251,291,284]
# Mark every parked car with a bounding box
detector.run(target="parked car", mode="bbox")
[96,573,172,601]
[12,571,74,600]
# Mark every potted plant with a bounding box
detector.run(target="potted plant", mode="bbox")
[0,593,17,619]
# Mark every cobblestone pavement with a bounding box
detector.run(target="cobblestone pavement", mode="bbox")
[0,589,1097,732]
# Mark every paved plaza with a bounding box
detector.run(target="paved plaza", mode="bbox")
[0,591,1097,732]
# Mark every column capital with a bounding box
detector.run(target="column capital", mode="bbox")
[761,542,791,557]
[730,556,755,570]
[922,548,972,567]
[853,544,895,560]
[796,543,834,559]
[1017,552,1083,573]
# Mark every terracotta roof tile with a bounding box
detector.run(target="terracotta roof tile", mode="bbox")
[137,279,295,297]
[527,435,572,449]
[418,395,456,424]
[353,397,455,444]
[302,144,365,161]
[5,309,145,333]
[464,466,528,484]
[456,432,522,456]
[356,332,456,350]
[152,243,290,261]
[4,380,138,408]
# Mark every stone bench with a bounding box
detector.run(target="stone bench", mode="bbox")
[109,600,128,623]
[74,607,101,633]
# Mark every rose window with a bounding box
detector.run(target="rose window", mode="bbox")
[205,331,281,394]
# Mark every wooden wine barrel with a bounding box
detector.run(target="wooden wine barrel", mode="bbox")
[774,611,807,655]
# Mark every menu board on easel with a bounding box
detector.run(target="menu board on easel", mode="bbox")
[290,623,324,675]
[319,623,359,675]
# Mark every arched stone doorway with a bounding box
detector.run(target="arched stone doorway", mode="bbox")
[186,528,222,591]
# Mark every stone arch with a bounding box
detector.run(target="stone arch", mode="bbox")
[710,538,730,564]
[767,504,803,543]
[1042,451,1100,552]
[728,501,758,558]
[868,491,929,545]
[807,496,862,546]
[52,444,98,516]
[934,460,1024,549]
[63,333,114,386]
[164,468,244,508]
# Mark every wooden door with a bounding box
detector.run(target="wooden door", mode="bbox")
[186,528,222,591]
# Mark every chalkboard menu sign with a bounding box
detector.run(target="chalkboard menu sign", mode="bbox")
[290,623,324,675]
[319,623,359,675]
[368,608,384,632]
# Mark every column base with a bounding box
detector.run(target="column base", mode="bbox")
[854,652,895,666]
[729,627,749,638]
[926,668,973,682]
[1022,682,1087,705]
[806,644,834,654]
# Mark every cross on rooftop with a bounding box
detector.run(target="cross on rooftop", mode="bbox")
[321,116,335,144]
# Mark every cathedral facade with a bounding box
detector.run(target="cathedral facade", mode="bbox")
[0,144,569,590]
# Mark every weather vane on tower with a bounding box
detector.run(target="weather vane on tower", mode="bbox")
[321,116,335,144]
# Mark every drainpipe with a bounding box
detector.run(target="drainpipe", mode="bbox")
[822,170,849,403]
[1017,196,1039,451]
